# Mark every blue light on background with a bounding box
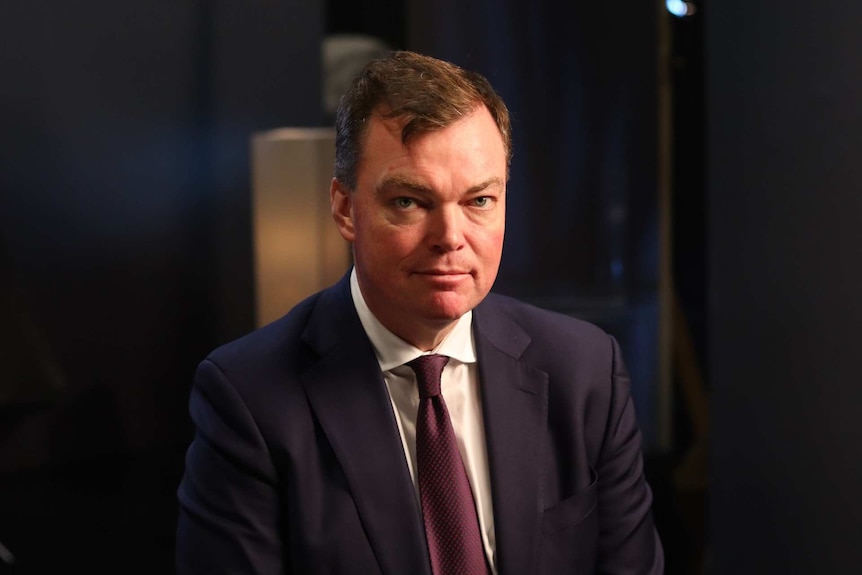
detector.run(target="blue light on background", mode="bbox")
[666,0,696,17]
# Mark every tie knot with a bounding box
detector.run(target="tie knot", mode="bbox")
[406,354,450,399]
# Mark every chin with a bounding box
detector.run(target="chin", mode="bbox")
[422,294,476,322]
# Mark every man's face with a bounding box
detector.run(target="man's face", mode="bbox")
[331,105,507,349]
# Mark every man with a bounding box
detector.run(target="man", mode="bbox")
[177,51,664,574]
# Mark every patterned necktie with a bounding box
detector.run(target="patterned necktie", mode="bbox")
[406,354,489,575]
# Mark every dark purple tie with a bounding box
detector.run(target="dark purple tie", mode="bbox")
[407,354,489,575]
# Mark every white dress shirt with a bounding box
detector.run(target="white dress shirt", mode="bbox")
[350,269,498,573]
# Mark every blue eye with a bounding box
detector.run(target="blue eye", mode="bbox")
[473,197,490,207]
[395,197,416,209]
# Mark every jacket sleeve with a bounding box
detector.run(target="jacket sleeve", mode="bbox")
[595,336,664,575]
[176,359,286,575]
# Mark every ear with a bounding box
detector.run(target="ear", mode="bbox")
[330,178,356,242]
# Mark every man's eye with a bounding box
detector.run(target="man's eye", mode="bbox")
[395,197,415,209]
[473,196,490,207]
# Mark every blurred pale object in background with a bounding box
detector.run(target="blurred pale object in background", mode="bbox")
[250,128,350,327]
[323,34,391,119]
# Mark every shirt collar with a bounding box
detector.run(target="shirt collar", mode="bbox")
[350,267,477,371]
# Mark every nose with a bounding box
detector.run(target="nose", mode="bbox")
[428,204,465,252]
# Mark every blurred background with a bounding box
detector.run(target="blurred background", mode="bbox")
[1,0,860,573]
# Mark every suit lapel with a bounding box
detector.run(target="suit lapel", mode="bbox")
[474,298,548,575]
[300,276,431,575]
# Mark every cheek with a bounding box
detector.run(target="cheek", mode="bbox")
[372,225,424,255]
[477,228,505,259]
[358,227,420,270]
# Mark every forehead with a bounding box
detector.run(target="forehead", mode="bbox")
[357,106,506,184]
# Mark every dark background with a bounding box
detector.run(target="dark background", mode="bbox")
[708,0,862,572]
[0,1,324,572]
[2,0,860,573]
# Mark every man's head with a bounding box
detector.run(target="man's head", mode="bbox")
[333,50,512,191]
[330,52,510,350]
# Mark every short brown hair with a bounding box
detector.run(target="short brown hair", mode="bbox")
[334,51,512,190]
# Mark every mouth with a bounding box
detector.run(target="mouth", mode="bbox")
[414,269,472,277]
[412,269,473,288]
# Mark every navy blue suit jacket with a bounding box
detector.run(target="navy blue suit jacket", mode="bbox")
[177,273,664,574]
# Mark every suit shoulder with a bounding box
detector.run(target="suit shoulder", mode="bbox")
[206,290,322,370]
[483,292,611,345]
[479,294,627,418]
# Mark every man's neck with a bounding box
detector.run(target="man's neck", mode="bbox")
[349,268,468,353]
[397,320,458,352]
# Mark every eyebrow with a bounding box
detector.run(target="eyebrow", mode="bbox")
[377,175,505,196]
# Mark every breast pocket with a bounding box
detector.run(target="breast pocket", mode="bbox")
[541,467,598,535]
[539,467,599,574]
